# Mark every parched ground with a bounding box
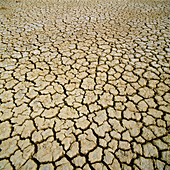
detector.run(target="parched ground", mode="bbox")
[0,0,170,169]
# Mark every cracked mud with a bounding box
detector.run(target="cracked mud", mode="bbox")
[0,0,170,169]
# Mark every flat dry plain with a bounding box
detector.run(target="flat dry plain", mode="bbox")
[0,0,170,169]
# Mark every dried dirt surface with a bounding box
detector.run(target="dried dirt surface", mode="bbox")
[0,0,170,169]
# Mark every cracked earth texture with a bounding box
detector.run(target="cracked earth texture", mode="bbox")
[0,0,170,169]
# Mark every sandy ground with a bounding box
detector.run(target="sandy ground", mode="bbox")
[0,0,170,169]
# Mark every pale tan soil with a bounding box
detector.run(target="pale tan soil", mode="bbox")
[0,0,170,169]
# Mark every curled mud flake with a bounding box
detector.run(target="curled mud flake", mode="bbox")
[79,129,97,154]
[93,121,111,137]
[0,90,13,103]
[122,71,138,83]
[41,107,59,118]
[93,110,107,125]
[115,149,136,164]
[0,0,169,167]
[58,106,79,119]
[34,140,64,163]
[108,139,118,153]
[122,119,142,137]
[89,147,103,163]
[109,158,121,169]
[109,118,125,133]
[11,146,35,169]
[137,100,148,112]
[161,151,170,164]
[21,160,37,170]
[155,160,165,170]
[55,158,73,169]
[143,143,159,158]
[125,101,138,112]
[0,160,13,170]
[0,121,12,140]
[62,133,76,150]
[134,157,154,170]
[119,141,131,150]
[98,92,114,108]
[72,156,86,167]
[83,91,98,105]
[81,77,95,90]
[75,116,90,130]
[92,163,108,170]
[67,142,79,158]
[0,136,19,158]
[39,164,54,170]
[142,127,156,141]
[104,149,115,165]
[138,87,155,98]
